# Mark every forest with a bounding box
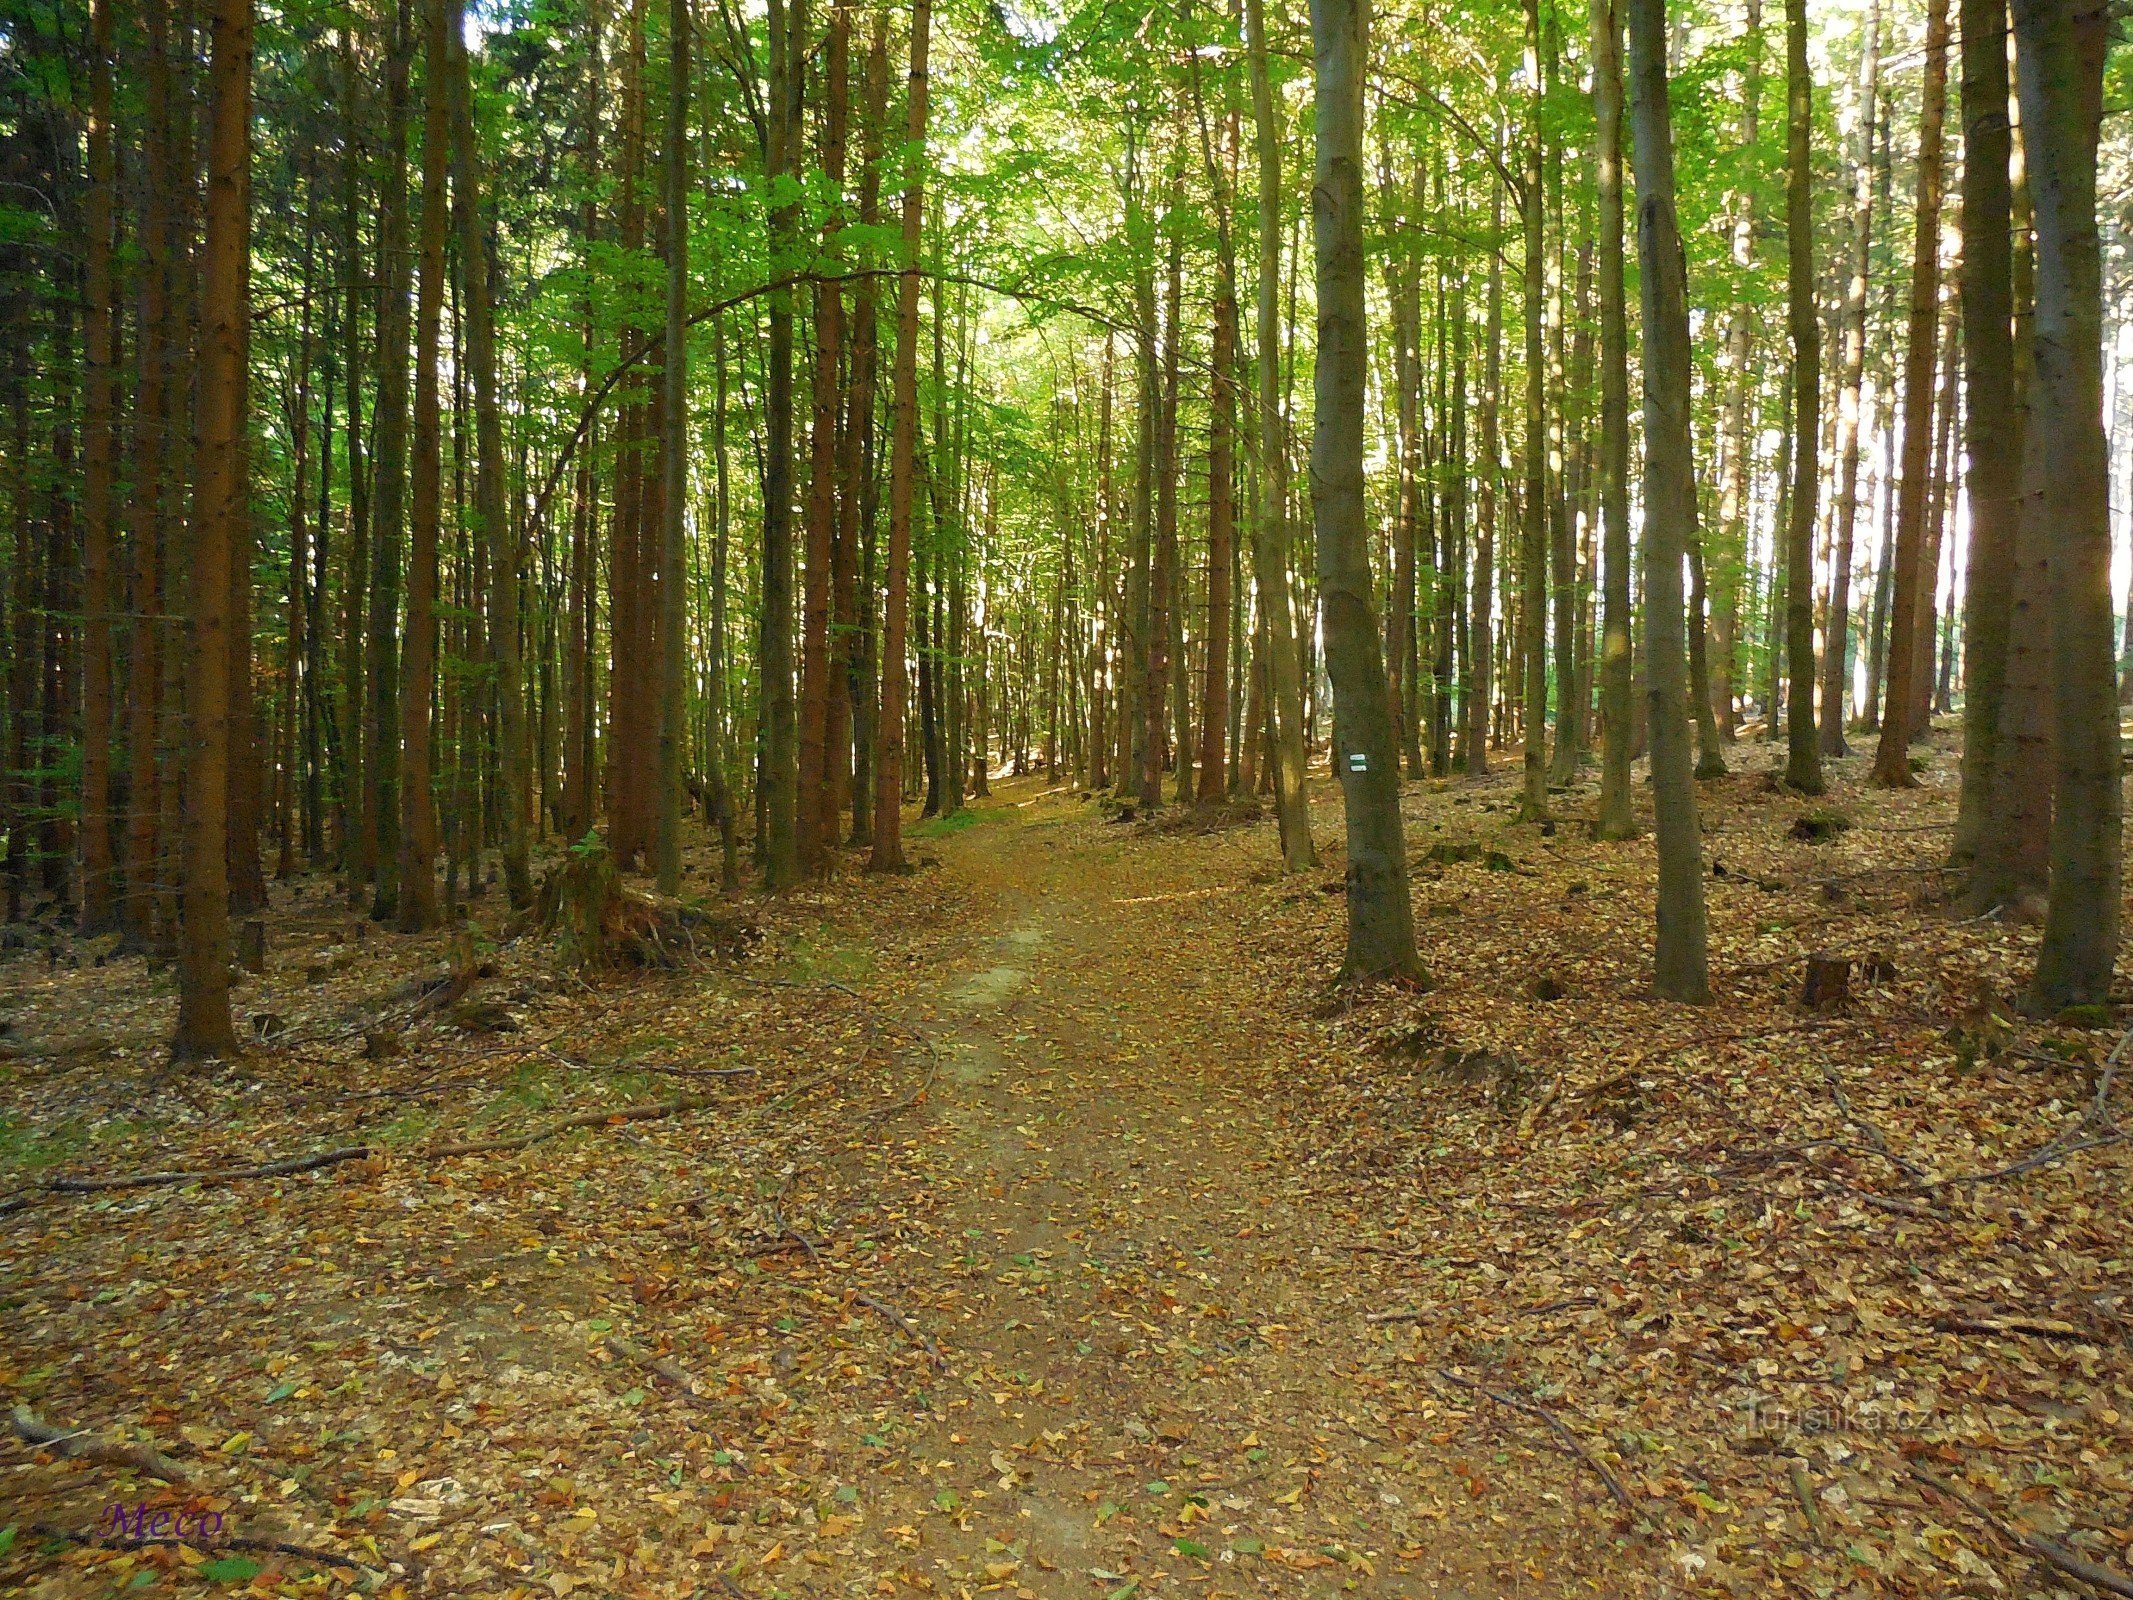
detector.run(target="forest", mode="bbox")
[4,0,2133,1593]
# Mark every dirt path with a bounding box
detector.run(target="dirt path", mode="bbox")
[799,786,1619,1600]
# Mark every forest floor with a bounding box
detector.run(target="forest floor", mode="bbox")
[5,726,2133,1600]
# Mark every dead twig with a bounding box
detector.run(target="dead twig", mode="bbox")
[12,1405,195,1486]
[604,1336,737,1453]
[26,1521,383,1578]
[1910,1028,2131,1193]
[1787,1459,1831,1548]
[1433,1370,1645,1526]
[43,1145,375,1196]
[771,1194,949,1369]
[1911,1464,2133,1598]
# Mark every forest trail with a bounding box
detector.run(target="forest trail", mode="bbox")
[805,785,1611,1599]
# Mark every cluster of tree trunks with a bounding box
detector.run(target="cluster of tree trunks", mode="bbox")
[2,0,2122,1047]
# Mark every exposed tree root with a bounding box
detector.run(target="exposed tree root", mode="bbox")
[535,843,758,968]
[12,1405,195,1486]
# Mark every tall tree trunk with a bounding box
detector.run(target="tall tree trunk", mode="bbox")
[800,0,851,873]
[1910,302,1959,737]
[1309,0,1418,980]
[868,0,930,871]
[1625,0,1709,1002]
[175,0,250,1057]
[1819,0,1879,754]
[1244,0,1315,866]
[1712,0,1762,746]
[1952,0,2016,868]
[280,187,317,882]
[124,0,177,945]
[849,7,889,846]
[760,0,802,885]
[1975,148,2054,915]
[444,0,531,907]
[334,23,367,874]
[1780,0,1824,793]
[1518,0,1549,820]
[364,0,414,918]
[398,0,450,931]
[1869,0,1949,787]
[655,0,691,893]
[2016,0,2117,1009]
[1142,196,1182,809]
[78,0,118,931]
[1467,182,1502,778]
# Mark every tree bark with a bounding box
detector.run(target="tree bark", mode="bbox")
[1309,0,1419,980]
[2015,0,2117,1009]
[363,0,415,918]
[1625,0,1709,1002]
[1869,0,1949,787]
[398,0,450,931]
[760,0,803,885]
[175,0,250,1058]
[1951,0,2017,869]
[1244,0,1315,867]
[1819,0,1879,755]
[1518,0,1549,820]
[868,0,930,872]
[1780,0,1824,793]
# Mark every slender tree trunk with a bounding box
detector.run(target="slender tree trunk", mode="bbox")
[77,0,119,930]
[1870,0,1949,787]
[1952,0,2016,868]
[1625,0,1709,1002]
[124,0,177,945]
[1820,0,1879,754]
[1143,197,1182,809]
[868,0,930,872]
[280,191,317,881]
[1310,0,1418,980]
[364,0,414,918]
[759,0,803,884]
[175,0,250,1057]
[1468,182,1502,779]
[1244,0,1314,866]
[1518,0,1549,820]
[654,0,691,893]
[1711,0,1762,747]
[799,0,850,872]
[2016,0,2117,1009]
[445,0,531,907]
[1781,0,1824,792]
[397,0,450,931]
[849,8,888,846]
[1910,302,1959,738]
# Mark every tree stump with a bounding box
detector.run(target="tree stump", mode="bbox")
[1802,954,1852,1011]
[536,842,759,969]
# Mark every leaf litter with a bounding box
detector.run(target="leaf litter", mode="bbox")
[1,730,2128,1600]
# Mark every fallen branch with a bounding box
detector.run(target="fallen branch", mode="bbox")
[12,1405,194,1486]
[27,1521,381,1578]
[772,1198,949,1369]
[1364,1309,1429,1325]
[1433,1371,1643,1525]
[1930,1313,2087,1343]
[45,1146,375,1196]
[1787,1459,1830,1548]
[420,1093,711,1160]
[604,1336,737,1452]
[1911,1464,2133,1598]
[1911,1032,2130,1193]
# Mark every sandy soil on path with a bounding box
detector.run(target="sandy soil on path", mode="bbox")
[807,784,1632,1600]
